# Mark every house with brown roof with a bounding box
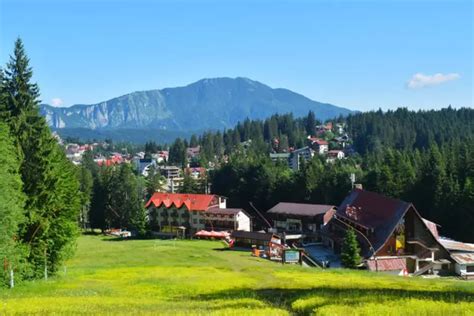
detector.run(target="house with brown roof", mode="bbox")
[145,193,251,235]
[326,150,345,163]
[324,189,452,275]
[307,137,329,155]
[267,202,336,241]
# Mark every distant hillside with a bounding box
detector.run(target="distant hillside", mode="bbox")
[40,77,353,142]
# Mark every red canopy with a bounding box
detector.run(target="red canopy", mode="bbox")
[195,230,230,238]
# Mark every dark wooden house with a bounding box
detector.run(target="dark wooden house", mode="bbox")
[267,202,335,241]
[324,189,452,274]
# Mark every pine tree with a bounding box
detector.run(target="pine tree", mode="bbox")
[89,166,108,231]
[305,111,317,136]
[77,159,93,230]
[169,138,186,167]
[145,165,166,198]
[341,228,361,268]
[0,122,27,286]
[180,173,200,193]
[1,39,81,278]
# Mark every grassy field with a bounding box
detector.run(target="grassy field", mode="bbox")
[1,235,473,315]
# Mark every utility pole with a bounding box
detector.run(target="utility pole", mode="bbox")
[44,248,48,280]
[10,268,14,288]
[350,173,356,189]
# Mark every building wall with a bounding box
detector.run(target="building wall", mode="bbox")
[219,197,227,209]
[455,263,464,275]
[148,204,249,234]
[455,263,474,276]
[147,206,205,233]
[236,211,251,231]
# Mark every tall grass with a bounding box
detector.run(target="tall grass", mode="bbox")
[0,235,473,315]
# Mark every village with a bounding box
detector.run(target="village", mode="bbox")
[56,121,474,280]
[141,188,474,280]
[61,121,352,193]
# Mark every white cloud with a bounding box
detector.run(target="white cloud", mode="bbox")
[407,73,460,89]
[51,98,64,107]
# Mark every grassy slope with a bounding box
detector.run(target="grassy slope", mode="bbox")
[1,235,473,315]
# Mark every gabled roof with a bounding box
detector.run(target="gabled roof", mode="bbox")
[335,189,419,255]
[267,202,335,217]
[145,192,219,211]
[335,190,452,259]
[336,189,411,230]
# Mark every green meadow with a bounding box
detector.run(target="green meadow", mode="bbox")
[1,235,473,315]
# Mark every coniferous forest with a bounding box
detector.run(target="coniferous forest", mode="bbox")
[207,110,474,242]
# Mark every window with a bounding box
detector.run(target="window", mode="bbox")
[467,265,474,273]
[193,219,197,224]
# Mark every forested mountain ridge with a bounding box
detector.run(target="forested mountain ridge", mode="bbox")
[40,77,352,134]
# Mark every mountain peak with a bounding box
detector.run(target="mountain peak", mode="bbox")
[40,78,353,137]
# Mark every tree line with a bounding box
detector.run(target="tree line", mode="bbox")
[166,112,326,167]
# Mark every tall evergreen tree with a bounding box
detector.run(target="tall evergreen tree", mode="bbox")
[0,39,81,278]
[305,110,317,136]
[0,123,26,285]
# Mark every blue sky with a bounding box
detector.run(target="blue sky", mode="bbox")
[0,0,472,111]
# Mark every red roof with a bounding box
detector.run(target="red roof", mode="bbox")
[337,189,410,229]
[145,192,219,211]
[97,155,123,167]
[308,138,328,145]
[422,218,439,239]
[195,230,230,238]
[366,258,407,271]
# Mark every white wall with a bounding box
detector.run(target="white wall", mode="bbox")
[219,197,227,209]
[236,211,251,231]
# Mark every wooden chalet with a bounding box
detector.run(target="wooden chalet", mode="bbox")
[324,189,452,275]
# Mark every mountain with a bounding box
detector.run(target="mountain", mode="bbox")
[40,77,353,142]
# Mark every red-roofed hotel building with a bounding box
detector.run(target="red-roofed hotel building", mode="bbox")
[145,193,251,235]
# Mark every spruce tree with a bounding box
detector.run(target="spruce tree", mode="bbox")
[146,165,166,198]
[341,228,362,269]
[0,122,27,285]
[77,159,93,230]
[1,39,81,278]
